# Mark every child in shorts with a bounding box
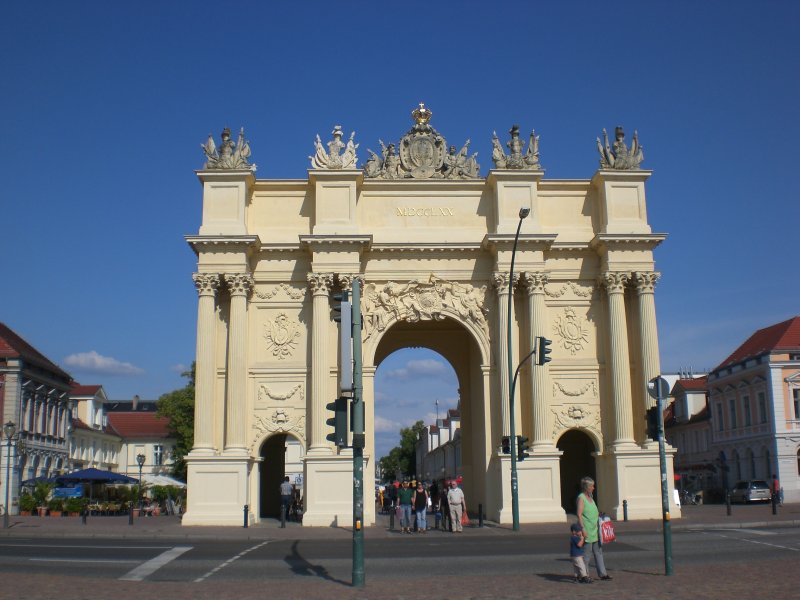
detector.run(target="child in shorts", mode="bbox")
[570,522,591,583]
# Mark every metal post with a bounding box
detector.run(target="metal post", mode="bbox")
[726,491,731,516]
[507,208,529,532]
[280,504,286,528]
[771,492,777,515]
[478,503,484,528]
[351,278,365,588]
[3,430,13,529]
[128,503,134,526]
[623,499,628,522]
[648,377,673,576]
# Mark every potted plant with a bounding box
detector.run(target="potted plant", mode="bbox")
[33,482,54,517]
[48,498,64,517]
[19,493,36,516]
[64,497,85,516]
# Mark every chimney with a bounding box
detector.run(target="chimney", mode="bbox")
[132,394,139,410]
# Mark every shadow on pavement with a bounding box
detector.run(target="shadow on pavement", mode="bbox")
[284,540,350,586]
[537,572,579,584]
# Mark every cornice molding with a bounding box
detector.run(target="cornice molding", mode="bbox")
[185,235,261,255]
[482,234,558,253]
[299,235,372,250]
[590,233,667,251]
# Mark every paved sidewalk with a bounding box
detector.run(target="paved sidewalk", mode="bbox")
[1,502,797,541]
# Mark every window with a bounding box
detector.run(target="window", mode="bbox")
[758,392,768,423]
[717,403,724,431]
[793,389,800,420]
[729,399,738,429]
[153,445,164,466]
[743,396,751,427]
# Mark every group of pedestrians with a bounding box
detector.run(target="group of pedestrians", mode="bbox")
[381,478,468,534]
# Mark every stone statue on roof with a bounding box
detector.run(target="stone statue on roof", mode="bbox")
[596,126,644,170]
[310,125,359,169]
[491,125,540,169]
[201,127,255,171]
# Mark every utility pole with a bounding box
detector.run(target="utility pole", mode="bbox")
[647,376,674,576]
[351,278,365,587]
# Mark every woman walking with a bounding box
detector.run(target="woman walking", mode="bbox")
[576,476,612,580]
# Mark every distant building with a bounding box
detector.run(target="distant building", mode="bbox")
[0,322,72,515]
[105,398,176,480]
[707,316,800,502]
[69,384,122,471]
[417,408,461,482]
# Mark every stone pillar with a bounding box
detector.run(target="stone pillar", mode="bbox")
[602,272,635,446]
[492,272,518,436]
[307,272,334,453]
[192,273,220,453]
[223,273,253,453]
[522,272,550,447]
[633,272,661,410]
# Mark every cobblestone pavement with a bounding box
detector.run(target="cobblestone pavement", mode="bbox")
[1,503,798,599]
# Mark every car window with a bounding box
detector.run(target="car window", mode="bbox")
[751,481,769,489]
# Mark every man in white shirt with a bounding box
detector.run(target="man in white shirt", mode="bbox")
[446,480,467,533]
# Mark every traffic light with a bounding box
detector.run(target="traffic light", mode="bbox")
[646,405,660,441]
[536,336,552,366]
[517,435,530,461]
[501,436,511,454]
[332,291,353,394]
[326,396,348,447]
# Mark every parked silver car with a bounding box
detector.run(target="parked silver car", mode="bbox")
[730,480,771,503]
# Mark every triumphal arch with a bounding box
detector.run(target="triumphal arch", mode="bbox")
[183,106,679,526]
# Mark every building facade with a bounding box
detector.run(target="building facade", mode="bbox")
[69,384,122,472]
[184,108,677,526]
[707,317,800,502]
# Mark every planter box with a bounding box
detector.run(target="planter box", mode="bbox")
[68,512,80,517]
[19,511,31,517]
[49,511,62,517]
[37,507,47,517]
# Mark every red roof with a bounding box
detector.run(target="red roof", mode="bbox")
[673,376,708,393]
[0,322,72,381]
[716,316,800,370]
[106,412,171,438]
[70,383,102,396]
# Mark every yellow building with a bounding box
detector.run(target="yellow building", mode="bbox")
[184,109,678,526]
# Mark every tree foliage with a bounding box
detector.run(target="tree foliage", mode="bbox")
[378,420,425,480]
[156,363,195,480]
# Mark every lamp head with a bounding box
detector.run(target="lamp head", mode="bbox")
[519,207,531,219]
[136,453,145,467]
[3,421,16,440]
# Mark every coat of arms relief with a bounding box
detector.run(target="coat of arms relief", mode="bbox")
[263,313,301,359]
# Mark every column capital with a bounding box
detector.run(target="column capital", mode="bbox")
[192,272,221,296]
[600,271,629,294]
[492,271,519,294]
[224,273,254,297]
[632,271,661,294]
[307,272,334,295]
[521,272,549,295]
[337,273,365,292]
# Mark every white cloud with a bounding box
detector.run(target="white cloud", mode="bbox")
[170,363,188,373]
[374,415,402,433]
[63,351,145,376]
[385,358,449,380]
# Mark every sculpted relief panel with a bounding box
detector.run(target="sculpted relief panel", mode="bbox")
[263,313,301,359]
[362,275,488,340]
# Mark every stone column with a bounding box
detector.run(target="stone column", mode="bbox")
[522,272,551,447]
[307,273,334,453]
[223,273,253,453]
[192,273,220,453]
[492,272,518,436]
[633,272,661,409]
[602,272,635,446]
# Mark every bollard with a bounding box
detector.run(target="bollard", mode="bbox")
[82,508,87,525]
[726,491,731,516]
[478,503,484,528]
[243,504,249,528]
[128,504,134,526]
[389,505,395,531]
[623,499,628,522]
[771,493,778,515]
[280,504,286,528]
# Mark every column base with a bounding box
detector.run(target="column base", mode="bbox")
[493,451,567,524]
[182,453,253,526]
[302,454,363,527]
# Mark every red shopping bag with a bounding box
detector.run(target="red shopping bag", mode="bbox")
[461,512,470,527]
[600,518,616,544]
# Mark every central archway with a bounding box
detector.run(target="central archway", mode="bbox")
[365,314,492,518]
[557,429,597,515]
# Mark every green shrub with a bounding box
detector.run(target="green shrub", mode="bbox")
[48,498,64,512]
[19,494,37,512]
[33,482,54,506]
[64,498,86,513]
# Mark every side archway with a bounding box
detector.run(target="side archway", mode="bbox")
[258,433,303,519]
[557,429,597,515]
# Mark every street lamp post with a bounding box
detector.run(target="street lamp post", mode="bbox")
[3,421,17,529]
[136,453,145,514]
[508,207,530,532]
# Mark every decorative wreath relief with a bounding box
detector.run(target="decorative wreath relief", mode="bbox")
[264,313,301,359]
[555,308,590,354]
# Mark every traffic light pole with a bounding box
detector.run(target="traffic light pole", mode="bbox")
[351,278,365,588]
[648,376,674,576]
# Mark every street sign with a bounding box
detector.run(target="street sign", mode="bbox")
[647,376,670,400]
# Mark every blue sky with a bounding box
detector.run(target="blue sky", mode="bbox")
[3,2,798,459]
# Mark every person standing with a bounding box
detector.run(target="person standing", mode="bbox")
[576,476,611,580]
[397,480,413,534]
[412,482,429,533]
[447,479,467,533]
[570,522,591,583]
[279,476,293,526]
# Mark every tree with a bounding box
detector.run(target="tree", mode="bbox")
[378,420,425,480]
[156,363,195,480]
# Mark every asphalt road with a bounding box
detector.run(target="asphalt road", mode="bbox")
[1,525,798,585]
